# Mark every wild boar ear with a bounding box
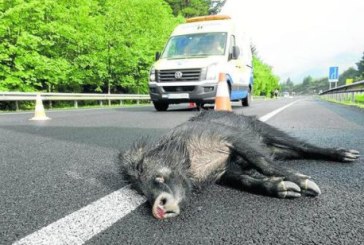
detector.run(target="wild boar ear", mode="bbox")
[136,159,144,173]
[120,141,146,166]
[118,139,148,181]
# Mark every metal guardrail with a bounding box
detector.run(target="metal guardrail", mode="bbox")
[319,80,364,103]
[319,80,364,94]
[0,92,151,110]
[0,92,150,101]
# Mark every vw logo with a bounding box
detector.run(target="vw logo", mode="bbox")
[175,71,183,79]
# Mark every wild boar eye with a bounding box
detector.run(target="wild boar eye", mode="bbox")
[155,176,165,183]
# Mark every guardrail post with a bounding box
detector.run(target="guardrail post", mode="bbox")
[108,99,111,107]
[15,101,19,111]
[137,99,139,105]
[74,101,78,108]
[120,100,123,105]
[100,101,103,106]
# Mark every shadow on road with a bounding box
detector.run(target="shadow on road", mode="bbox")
[0,125,166,150]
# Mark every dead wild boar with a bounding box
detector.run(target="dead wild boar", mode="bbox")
[119,110,359,220]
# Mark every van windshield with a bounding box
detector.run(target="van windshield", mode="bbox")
[161,32,227,59]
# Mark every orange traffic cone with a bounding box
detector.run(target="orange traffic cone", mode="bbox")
[214,73,232,111]
[30,94,51,121]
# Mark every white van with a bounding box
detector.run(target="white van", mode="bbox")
[148,15,253,111]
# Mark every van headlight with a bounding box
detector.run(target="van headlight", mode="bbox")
[205,64,219,81]
[149,68,156,82]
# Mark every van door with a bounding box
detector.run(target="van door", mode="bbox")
[227,35,245,100]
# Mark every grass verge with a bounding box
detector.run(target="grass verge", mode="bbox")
[320,97,364,109]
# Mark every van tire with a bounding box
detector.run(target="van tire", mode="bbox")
[242,92,251,107]
[153,101,169,111]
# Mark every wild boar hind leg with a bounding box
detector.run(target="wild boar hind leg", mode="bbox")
[257,121,360,162]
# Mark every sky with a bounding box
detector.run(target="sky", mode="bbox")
[221,0,364,83]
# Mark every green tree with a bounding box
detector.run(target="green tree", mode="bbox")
[165,0,211,17]
[98,0,180,93]
[253,55,279,96]
[0,0,99,91]
[280,78,294,93]
[294,76,315,94]
[302,76,313,86]
[338,67,358,86]
[356,52,364,80]
[311,77,329,93]
[0,0,180,93]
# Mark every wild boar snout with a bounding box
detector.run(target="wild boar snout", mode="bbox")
[152,192,180,219]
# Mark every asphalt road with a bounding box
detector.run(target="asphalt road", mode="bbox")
[1,97,363,245]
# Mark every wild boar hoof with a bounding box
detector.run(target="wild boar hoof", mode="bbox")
[277,181,301,198]
[301,179,321,196]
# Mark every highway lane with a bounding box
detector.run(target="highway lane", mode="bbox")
[1,97,363,244]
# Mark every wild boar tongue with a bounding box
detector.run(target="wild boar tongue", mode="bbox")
[155,206,165,219]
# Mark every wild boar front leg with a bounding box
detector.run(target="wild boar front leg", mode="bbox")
[218,166,302,198]
[231,142,321,196]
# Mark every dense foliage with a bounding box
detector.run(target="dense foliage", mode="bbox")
[0,0,181,93]
[165,0,209,17]
[1,0,280,99]
[355,94,364,104]
[252,55,280,96]
[165,0,225,17]
[356,52,364,80]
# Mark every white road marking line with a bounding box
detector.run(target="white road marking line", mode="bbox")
[13,186,146,245]
[13,100,300,244]
[259,100,301,122]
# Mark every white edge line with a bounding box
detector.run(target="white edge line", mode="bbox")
[13,100,301,245]
[13,186,146,245]
[259,100,301,122]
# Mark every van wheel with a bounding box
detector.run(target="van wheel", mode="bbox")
[228,83,232,99]
[196,103,205,111]
[242,93,251,107]
[153,101,169,111]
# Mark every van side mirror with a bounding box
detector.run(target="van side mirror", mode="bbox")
[231,46,240,59]
[155,52,160,61]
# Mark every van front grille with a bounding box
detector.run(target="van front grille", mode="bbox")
[157,69,201,82]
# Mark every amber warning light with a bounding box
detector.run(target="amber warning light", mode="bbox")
[186,15,231,23]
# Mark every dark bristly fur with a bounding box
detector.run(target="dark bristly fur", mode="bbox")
[119,110,360,219]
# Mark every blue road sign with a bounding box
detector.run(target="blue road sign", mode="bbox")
[329,66,339,82]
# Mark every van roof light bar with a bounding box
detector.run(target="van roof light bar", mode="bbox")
[186,15,231,23]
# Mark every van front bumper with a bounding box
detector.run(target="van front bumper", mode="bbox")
[149,82,218,104]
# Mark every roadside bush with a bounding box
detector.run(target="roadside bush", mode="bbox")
[355,94,364,104]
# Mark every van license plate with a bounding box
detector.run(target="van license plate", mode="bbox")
[167,93,189,99]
